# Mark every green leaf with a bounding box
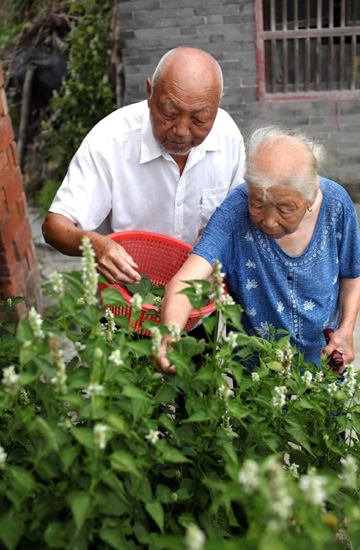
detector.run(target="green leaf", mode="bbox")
[9,466,37,493]
[0,509,24,550]
[16,318,34,343]
[124,273,152,296]
[68,491,91,534]
[110,450,141,477]
[145,500,164,532]
[100,287,128,307]
[157,441,191,463]
[44,521,67,548]
[154,384,178,404]
[183,409,211,423]
[34,417,59,452]
[72,426,94,449]
[106,413,127,434]
[99,525,126,549]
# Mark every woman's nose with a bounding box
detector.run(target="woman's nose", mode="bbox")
[262,208,278,228]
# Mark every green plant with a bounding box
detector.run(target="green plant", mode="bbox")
[0,240,360,549]
[39,0,115,210]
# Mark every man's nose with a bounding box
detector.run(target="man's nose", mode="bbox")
[172,117,190,137]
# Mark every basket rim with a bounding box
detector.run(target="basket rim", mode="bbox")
[106,230,193,252]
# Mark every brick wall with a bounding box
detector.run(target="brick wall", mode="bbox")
[116,0,360,190]
[0,60,41,321]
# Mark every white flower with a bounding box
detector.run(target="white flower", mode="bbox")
[273,386,287,409]
[244,232,254,242]
[256,321,270,337]
[93,424,107,450]
[170,322,181,338]
[251,372,260,383]
[238,459,260,494]
[145,429,160,445]
[266,459,294,520]
[339,455,358,489]
[246,260,256,269]
[50,342,67,395]
[80,236,98,305]
[315,371,324,383]
[246,307,256,317]
[343,365,357,395]
[51,271,64,296]
[2,365,19,389]
[109,349,124,366]
[193,282,203,297]
[327,382,339,396]
[218,384,232,398]
[288,462,299,479]
[224,331,238,349]
[275,349,284,362]
[223,294,235,306]
[185,524,206,550]
[302,370,312,387]
[277,302,284,313]
[28,307,44,339]
[131,293,143,310]
[83,382,104,399]
[0,445,7,468]
[150,326,162,355]
[299,468,327,509]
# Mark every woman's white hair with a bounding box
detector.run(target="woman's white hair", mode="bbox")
[151,47,224,102]
[244,125,326,202]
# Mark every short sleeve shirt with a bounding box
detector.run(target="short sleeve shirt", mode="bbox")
[193,179,360,365]
[49,100,245,246]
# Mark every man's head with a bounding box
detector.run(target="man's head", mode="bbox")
[147,47,224,158]
[244,126,326,239]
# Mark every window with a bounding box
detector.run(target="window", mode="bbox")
[255,0,360,99]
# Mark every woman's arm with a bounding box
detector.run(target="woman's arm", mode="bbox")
[322,276,360,371]
[155,254,213,375]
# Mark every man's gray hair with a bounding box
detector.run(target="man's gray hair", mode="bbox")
[151,47,224,102]
[244,126,326,202]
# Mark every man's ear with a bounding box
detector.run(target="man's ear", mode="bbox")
[146,78,152,105]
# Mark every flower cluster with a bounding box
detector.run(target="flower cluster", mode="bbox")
[132,293,143,311]
[218,384,232,398]
[185,524,206,550]
[327,382,339,397]
[224,331,238,349]
[102,308,116,342]
[150,326,162,355]
[339,454,358,489]
[276,341,293,378]
[170,322,181,339]
[301,370,312,387]
[145,429,160,445]
[212,259,226,306]
[79,236,98,305]
[272,385,287,409]
[28,307,44,340]
[251,371,260,383]
[0,444,7,469]
[267,459,294,520]
[93,424,107,450]
[51,271,65,297]
[343,364,357,395]
[238,459,260,494]
[299,468,327,509]
[49,337,67,394]
[288,462,299,479]
[2,365,19,392]
[109,349,124,367]
[83,382,104,399]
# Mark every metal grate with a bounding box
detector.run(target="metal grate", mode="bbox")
[255,0,360,98]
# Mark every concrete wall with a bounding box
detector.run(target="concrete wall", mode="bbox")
[116,0,360,191]
[0,60,42,320]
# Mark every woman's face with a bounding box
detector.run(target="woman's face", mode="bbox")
[248,185,312,240]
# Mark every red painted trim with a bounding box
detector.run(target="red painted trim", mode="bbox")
[261,90,360,102]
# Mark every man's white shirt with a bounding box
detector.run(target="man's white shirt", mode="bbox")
[49,100,245,246]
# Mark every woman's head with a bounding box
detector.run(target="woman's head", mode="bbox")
[244,126,326,239]
[244,125,326,202]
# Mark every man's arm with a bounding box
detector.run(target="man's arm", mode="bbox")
[322,276,360,371]
[42,213,141,284]
[155,254,214,376]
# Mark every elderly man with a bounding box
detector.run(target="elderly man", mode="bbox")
[42,47,245,285]
[156,126,360,375]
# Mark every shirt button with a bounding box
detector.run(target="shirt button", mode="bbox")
[287,276,292,281]
[176,201,181,207]
[296,334,300,338]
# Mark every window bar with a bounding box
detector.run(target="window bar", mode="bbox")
[350,34,356,89]
[340,0,346,27]
[282,0,288,93]
[270,0,276,92]
[294,0,299,91]
[329,0,334,28]
[352,0,358,25]
[305,0,310,91]
[329,36,334,89]
[316,0,322,90]
[339,35,345,88]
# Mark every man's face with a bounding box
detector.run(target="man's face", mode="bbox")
[147,76,220,158]
[248,185,311,240]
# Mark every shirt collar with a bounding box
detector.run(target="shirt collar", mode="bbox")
[140,107,222,164]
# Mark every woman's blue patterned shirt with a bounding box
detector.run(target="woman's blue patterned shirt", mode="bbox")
[193,178,360,365]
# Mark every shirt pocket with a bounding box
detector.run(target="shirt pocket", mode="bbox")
[200,186,229,233]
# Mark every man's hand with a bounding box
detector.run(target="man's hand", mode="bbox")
[321,327,353,374]
[153,335,178,377]
[90,233,141,285]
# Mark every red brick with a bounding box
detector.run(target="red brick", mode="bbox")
[0,115,14,154]
[0,205,21,251]
[0,248,17,277]
[3,167,23,211]
[13,216,32,259]
[0,242,16,264]
[0,162,12,191]
[0,88,8,116]
[0,188,6,221]
[0,62,4,88]
[0,151,7,174]
[17,192,26,221]
[8,141,19,169]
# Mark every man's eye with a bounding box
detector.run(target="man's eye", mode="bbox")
[192,118,207,126]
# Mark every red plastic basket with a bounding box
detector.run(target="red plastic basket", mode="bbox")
[98,231,216,334]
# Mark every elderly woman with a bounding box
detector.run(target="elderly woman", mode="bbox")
[156,126,360,375]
